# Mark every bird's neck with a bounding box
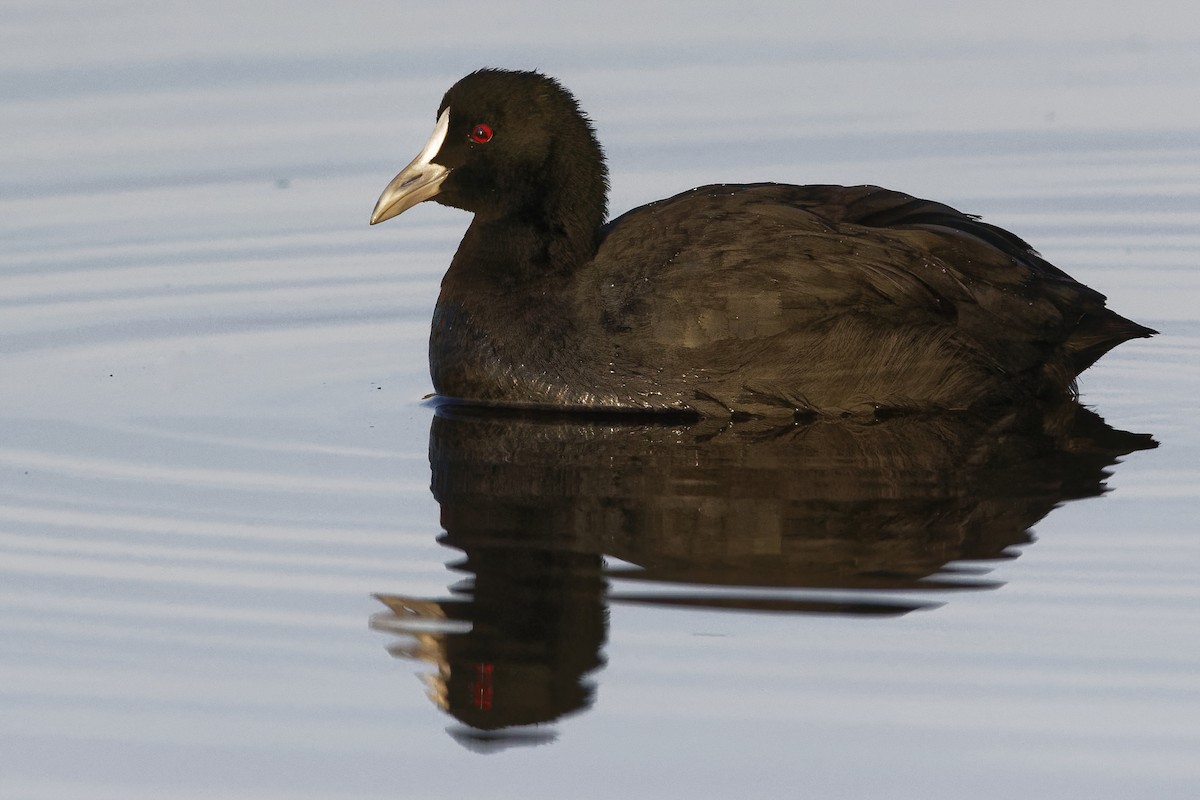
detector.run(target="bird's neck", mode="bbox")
[457,200,603,283]
[473,135,609,277]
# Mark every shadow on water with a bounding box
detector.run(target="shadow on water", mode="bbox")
[370,401,1155,750]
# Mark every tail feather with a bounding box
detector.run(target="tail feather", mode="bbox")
[1067,311,1157,375]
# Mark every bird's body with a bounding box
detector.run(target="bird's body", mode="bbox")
[372,69,1154,418]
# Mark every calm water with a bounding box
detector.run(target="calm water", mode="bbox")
[3,2,1199,798]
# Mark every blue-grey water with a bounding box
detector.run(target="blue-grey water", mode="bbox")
[2,2,1199,798]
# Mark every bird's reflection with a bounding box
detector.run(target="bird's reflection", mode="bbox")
[371,402,1154,747]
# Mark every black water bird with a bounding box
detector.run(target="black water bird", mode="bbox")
[371,69,1154,417]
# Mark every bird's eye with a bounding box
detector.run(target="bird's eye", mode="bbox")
[469,124,494,143]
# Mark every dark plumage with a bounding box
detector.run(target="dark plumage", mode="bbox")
[371,68,1155,417]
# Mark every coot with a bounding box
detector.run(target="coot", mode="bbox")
[371,68,1154,417]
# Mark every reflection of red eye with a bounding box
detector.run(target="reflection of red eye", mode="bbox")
[469,124,493,143]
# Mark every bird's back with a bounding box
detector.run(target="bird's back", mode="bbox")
[578,183,1153,415]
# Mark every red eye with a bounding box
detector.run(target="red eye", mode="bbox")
[469,124,493,143]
